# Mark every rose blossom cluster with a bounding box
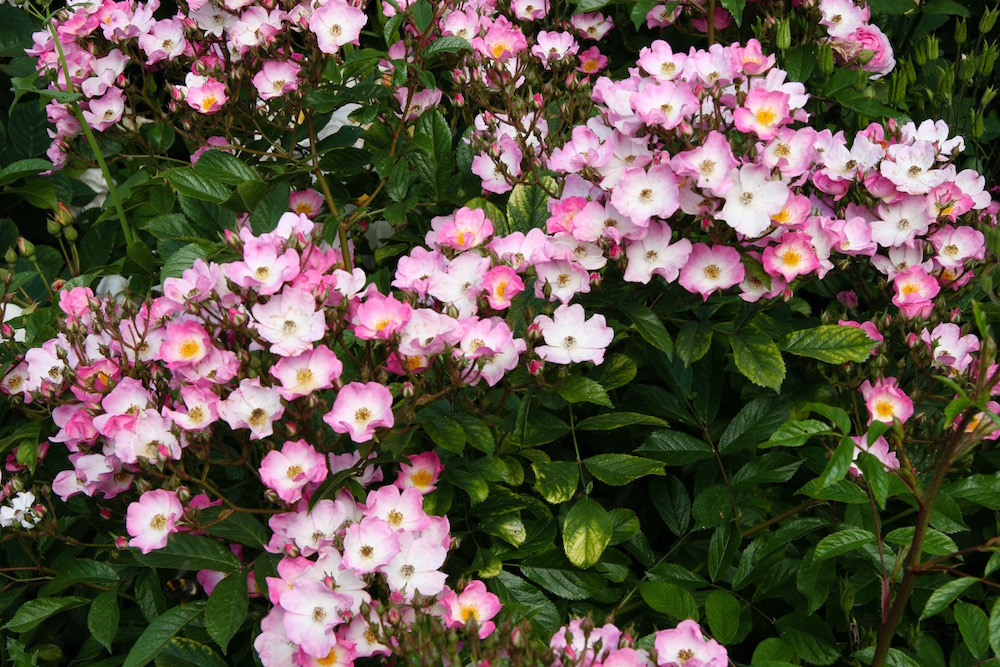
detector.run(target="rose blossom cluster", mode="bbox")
[521,38,994,315]
[254,451,501,666]
[547,618,728,667]
[814,0,896,77]
[27,0,368,166]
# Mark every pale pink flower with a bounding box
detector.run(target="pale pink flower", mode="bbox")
[436,207,495,250]
[341,516,400,574]
[310,0,367,54]
[637,40,686,80]
[654,620,728,667]
[81,87,125,131]
[394,452,443,494]
[186,77,227,114]
[733,88,790,140]
[259,440,328,504]
[441,580,502,639]
[323,382,394,443]
[137,18,185,65]
[280,580,353,658]
[534,258,591,304]
[610,164,680,226]
[891,266,940,319]
[534,303,614,365]
[289,189,324,218]
[623,222,693,284]
[126,489,183,554]
[472,16,527,60]
[269,346,342,400]
[672,131,737,197]
[679,244,745,300]
[761,232,821,282]
[251,287,326,357]
[921,323,979,373]
[570,12,613,40]
[630,79,699,130]
[861,377,914,424]
[532,31,579,67]
[456,317,526,386]
[930,225,985,269]
[227,237,300,294]
[219,378,285,440]
[718,165,789,237]
[384,534,448,600]
[352,293,412,341]
[482,265,524,310]
[252,60,301,100]
[366,485,429,532]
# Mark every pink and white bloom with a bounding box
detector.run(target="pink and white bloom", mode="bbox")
[366,485,429,532]
[623,222,693,284]
[679,244,745,300]
[251,287,327,357]
[761,232,821,282]
[341,516,400,574]
[851,433,901,476]
[158,320,214,368]
[310,0,367,54]
[482,265,524,310]
[323,382,394,443]
[654,620,728,667]
[891,266,940,319]
[394,452,443,494]
[126,489,183,554]
[186,77,227,114]
[534,303,614,365]
[219,378,285,440]
[259,439,328,504]
[921,323,979,373]
[718,165,789,237]
[733,88,791,140]
[861,377,914,425]
[435,207,495,250]
[610,164,680,226]
[352,293,412,341]
[472,16,527,61]
[269,346,342,400]
[252,60,301,100]
[441,580,502,638]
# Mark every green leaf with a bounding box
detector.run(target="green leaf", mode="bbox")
[157,637,229,667]
[800,478,870,504]
[676,321,713,366]
[852,647,921,667]
[574,0,610,12]
[161,243,211,283]
[649,476,691,535]
[708,524,741,581]
[4,596,89,633]
[199,509,268,548]
[521,552,606,601]
[812,436,857,490]
[620,304,673,359]
[205,573,248,654]
[563,496,613,568]
[419,405,466,454]
[990,596,1000,660]
[584,454,665,486]
[784,45,817,83]
[730,330,785,391]
[556,376,613,408]
[691,483,733,530]
[705,590,741,644]
[814,528,875,561]
[638,430,715,465]
[763,419,834,448]
[133,534,241,573]
[630,0,659,29]
[194,150,259,184]
[162,169,231,203]
[804,403,852,434]
[797,547,833,614]
[719,0,745,24]
[386,158,411,202]
[422,36,472,57]
[493,572,561,635]
[855,451,889,509]
[719,395,789,454]
[924,0,970,16]
[0,158,53,186]
[609,509,640,545]
[954,601,990,660]
[920,577,977,620]
[532,461,579,504]
[575,412,668,430]
[639,581,699,621]
[868,0,920,13]
[781,325,876,364]
[507,182,551,231]
[776,614,840,665]
[412,109,453,200]
[44,558,119,595]
[122,603,204,667]
[250,181,291,235]
[88,588,120,653]
[589,353,637,391]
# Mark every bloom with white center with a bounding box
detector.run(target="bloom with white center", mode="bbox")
[761,231,820,282]
[672,130,737,196]
[850,433,901,476]
[125,489,183,554]
[269,346,342,400]
[251,287,326,357]
[533,303,615,365]
[610,164,680,226]
[920,323,979,373]
[218,378,285,440]
[623,221,693,284]
[653,620,728,667]
[880,142,948,195]
[870,195,933,248]
[252,60,301,101]
[384,533,448,601]
[440,580,503,639]
[341,516,400,575]
[929,225,985,269]
[279,580,353,658]
[0,491,40,529]
[679,243,745,300]
[310,0,367,54]
[323,381,394,443]
[718,165,789,237]
[259,439,328,504]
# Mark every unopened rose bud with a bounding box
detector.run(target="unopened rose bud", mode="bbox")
[401,381,414,399]
[134,477,152,494]
[47,219,61,235]
[285,421,298,438]
[100,507,112,520]
[283,543,300,558]
[528,359,544,375]
[589,272,601,288]
[175,485,191,503]
[63,226,78,242]
[905,332,919,347]
[115,536,129,549]
[51,278,65,292]
[54,202,73,227]
[16,237,35,259]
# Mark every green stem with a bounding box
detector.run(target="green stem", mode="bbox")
[47,23,136,248]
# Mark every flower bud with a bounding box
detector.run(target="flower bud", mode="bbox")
[63,226,78,242]
[980,43,999,77]
[176,485,191,503]
[47,219,61,236]
[528,359,544,375]
[2,246,15,265]
[776,18,791,50]
[817,44,835,76]
[955,18,967,45]
[16,237,35,259]
[913,42,926,67]
[401,381,414,399]
[115,535,129,549]
[926,35,940,61]
[54,202,74,227]
[981,6,999,33]
[283,543,300,558]
[285,421,298,438]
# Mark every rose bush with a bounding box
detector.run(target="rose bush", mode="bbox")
[1,0,1000,666]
